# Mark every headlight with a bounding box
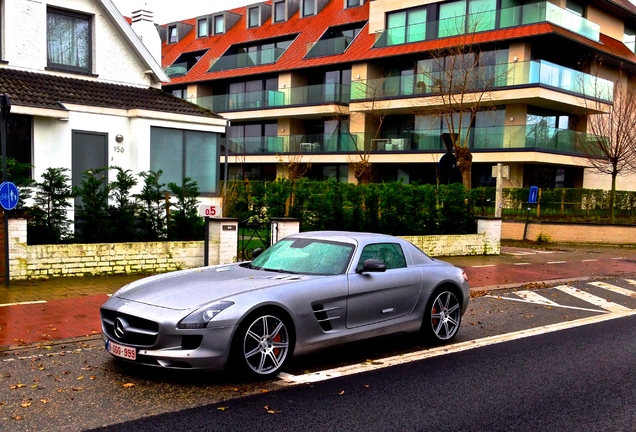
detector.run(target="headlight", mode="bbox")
[178,301,235,329]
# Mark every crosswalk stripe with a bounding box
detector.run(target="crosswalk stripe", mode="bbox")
[588,281,636,298]
[626,280,636,286]
[555,285,632,313]
[515,290,560,306]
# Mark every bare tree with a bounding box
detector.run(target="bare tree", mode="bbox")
[412,14,509,190]
[346,74,395,184]
[578,66,636,223]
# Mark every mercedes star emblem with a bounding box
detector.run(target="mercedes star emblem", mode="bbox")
[114,317,128,339]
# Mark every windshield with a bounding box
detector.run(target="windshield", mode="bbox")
[251,238,354,275]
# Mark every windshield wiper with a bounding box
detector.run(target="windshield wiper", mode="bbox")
[262,267,298,274]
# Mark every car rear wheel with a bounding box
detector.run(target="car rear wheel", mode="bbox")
[234,312,292,379]
[421,288,462,343]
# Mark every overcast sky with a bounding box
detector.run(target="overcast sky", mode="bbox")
[111,0,254,24]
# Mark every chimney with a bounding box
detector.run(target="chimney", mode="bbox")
[131,3,162,65]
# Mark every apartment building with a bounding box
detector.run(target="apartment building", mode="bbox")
[160,0,636,190]
[0,0,227,221]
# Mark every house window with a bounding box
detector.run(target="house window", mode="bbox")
[346,0,362,8]
[565,0,585,16]
[214,15,225,34]
[168,25,178,43]
[197,18,208,37]
[7,114,33,177]
[150,127,219,194]
[248,7,260,27]
[274,1,286,22]
[47,8,91,73]
[302,0,316,17]
[172,88,187,99]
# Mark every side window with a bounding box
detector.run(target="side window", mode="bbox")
[357,243,407,271]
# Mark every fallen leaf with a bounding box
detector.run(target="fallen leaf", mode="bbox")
[217,406,228,411]
[339,390,345,395]
[77,376,84,380]
[40,399,49,404]
[10,384,26,389]
[122,383,135,388]
[21,402,32,408]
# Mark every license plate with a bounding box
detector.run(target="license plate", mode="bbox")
[106,340,137,361]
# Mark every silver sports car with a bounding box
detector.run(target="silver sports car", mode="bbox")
[101,231,470,378]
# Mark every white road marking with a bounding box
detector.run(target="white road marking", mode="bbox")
[278,309,636,385]
[0,300,47,308]
[505,251,535,256]
[514,290,560,306]
[556,285,632,313]
[485,294,606,313]
[533,250,558,254]
[582,259,599,262]
[472,265,496,268]
[547,261,567,264]
[514,263,531,266]
[588,281,636,298]
[626,279,636,286]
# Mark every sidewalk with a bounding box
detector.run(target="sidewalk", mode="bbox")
[1,243,635,348]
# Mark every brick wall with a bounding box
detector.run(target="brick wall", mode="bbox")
[502,221,636,245]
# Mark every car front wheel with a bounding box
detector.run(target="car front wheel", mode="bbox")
[421,289,462,343]
[234,312,292,379]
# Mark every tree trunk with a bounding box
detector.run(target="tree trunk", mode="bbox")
[610,173,616,224]
[454,146,473,190]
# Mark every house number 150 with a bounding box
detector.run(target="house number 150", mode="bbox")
[113,146,125,153]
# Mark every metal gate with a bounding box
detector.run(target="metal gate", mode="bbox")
[237,217,271,261]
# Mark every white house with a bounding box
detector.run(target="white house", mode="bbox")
[0,0,227,221]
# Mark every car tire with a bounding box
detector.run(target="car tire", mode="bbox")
[232,310,293,379]
[420,287,462,343]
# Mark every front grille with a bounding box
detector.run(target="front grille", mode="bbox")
[101,309,159,347]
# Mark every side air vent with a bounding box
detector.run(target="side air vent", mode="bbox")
[311,304,341,332]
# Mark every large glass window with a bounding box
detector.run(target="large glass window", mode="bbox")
[625,26,636,53]
[214,15,225,34]
[248,7,260,27]
[197,18,208,37]
[168,25,178,43]
[47,8,91,73]
[150,128,219,194]
[274,1,286,22]
[439,0,467,38]
[387,7,427,45]
[302,0,316,17]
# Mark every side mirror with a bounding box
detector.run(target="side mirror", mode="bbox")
[357,258,386,273]
[252,248,263,259]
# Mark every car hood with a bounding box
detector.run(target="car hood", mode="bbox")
[114,264,306,310]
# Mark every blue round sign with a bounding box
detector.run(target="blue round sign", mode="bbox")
[0,181,19,211]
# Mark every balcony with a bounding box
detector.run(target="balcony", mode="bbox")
[189,83,351,112]
[380,125,601,154]
[305,35,356,58]
[351,60,613,103]
[208,47,286,72]
[224,133,362,155]
[373,1,600,48]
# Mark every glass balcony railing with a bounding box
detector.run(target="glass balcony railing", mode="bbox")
[305,35,356,58]
[222,126,600,155]
[224,133,362,155]
[208,47,286,72]
[351,60,613,102]
[164,62,189,78]
[373,125,602,154]
[374,1,600,48]
[189,83,351,112]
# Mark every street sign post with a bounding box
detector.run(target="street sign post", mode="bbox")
[1,93,11,286]
[0,181,19,211]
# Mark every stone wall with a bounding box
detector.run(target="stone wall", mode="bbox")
[502,220,636,245]
[7,217,501,280]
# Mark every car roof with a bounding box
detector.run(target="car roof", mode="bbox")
[286,231,402,244]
